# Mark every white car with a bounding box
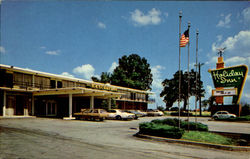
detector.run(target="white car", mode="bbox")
[212,111,236,120]
[147,109,164,116]
[107,109,135,120]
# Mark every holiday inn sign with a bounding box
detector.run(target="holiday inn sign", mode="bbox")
[209,65,248,104]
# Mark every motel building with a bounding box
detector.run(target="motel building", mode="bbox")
[0,64,154,119]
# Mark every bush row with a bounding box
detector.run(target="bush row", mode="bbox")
[139,122,184,139]
[151,118,208,131]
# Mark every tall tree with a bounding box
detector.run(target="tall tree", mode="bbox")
[92,54,153,91]
[160,69,205,110]
[92,72,111,83]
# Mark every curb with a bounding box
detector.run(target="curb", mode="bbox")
[134,133,250,151]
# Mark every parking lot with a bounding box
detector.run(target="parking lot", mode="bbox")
[0,116,249,159]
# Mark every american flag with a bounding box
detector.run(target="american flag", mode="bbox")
[180,29,189,47]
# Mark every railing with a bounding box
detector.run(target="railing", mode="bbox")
[13,81,51,90]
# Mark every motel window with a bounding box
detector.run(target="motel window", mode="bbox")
[13,72,23,86]
[23,74,32,86]
[50,80,56,88]
[35,76,50,89]
[57,81,62,88]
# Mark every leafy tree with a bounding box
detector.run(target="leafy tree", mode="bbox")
[157,106,165,111]
[201,99,209,111]
[92,54,153,91]
[92,72,111,83]
[160,69,205,110]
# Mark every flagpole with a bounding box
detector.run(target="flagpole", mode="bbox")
[187,22,191,130]
[195,29,199,126]
[178,11,182,129]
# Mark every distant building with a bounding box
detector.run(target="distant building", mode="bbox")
[0,64,154,118]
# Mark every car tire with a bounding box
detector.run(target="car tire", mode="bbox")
[214,116,218,120]
[116,115,122,120]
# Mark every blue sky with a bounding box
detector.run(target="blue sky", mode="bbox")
[1,1,250,109]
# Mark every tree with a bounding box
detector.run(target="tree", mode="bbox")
[160,69,205,110]
[92,54,153,91]
[92,72,111,83]
[201,99,209,111]
[157,106,165,111]
[207,96,216,111]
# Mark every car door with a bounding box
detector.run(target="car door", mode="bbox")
[217,112,222,118]
[221,112,228,118]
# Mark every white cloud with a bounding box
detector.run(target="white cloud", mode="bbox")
[0,46,6,54]
[206,85,213,98]
[61,72,74,78]
[46,50,60,55]
[130,8,162,26]
[151,65,165,90]
[224,56,249,65]
[208,30,250,66]
[242,7,250,23]
[108,62,118,73]
[97,22,106,29]
[213,30,250,57]
[205,55,217,65]
[216,14,231,28]
[40,46,46,49]
[149,65,165,108]
[73,64,96,80]
[216,35,223,42]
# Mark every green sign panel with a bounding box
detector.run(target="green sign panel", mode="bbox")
[209,65,248,104]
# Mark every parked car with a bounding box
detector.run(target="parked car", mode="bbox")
[107,109,135,120]
[146,109,164,116]
[74,109,108,121]
[212,111,236,120]
[127,110,147,117]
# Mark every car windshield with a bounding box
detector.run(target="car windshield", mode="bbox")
[100,110,107,113]
[83,109,91,113]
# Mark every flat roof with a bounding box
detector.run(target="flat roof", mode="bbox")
[0,64,153,94]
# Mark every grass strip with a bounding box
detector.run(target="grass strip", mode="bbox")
[182,131,235,145]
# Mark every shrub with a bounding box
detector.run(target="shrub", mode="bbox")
[181,121,208,131]
[237,115,250,121]
[152,118,208,131]
[139,122,184,139]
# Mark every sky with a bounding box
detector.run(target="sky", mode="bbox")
[0,0,250,109]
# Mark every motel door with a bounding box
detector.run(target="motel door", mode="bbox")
[46,100,57,116]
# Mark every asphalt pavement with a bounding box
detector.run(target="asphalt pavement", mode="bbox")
[0,116,249,159]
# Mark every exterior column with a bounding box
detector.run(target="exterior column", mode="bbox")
[108,98,111,110]
[32,75,35,88]
[90,96,94,109]
[32,95,35,116]
[69,94,72,118]
[3,91,6,117]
